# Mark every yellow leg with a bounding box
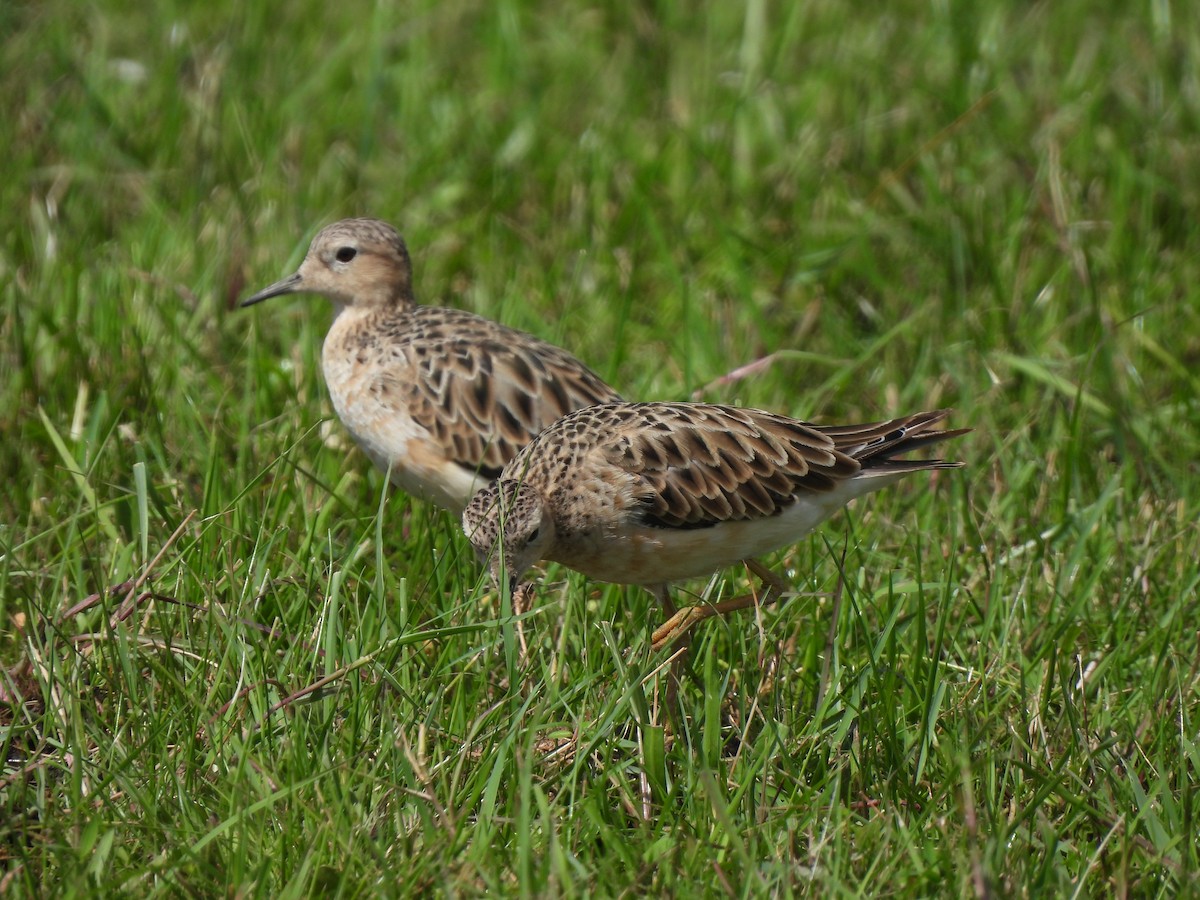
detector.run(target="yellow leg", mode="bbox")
[652,586,689,712]
[650,558,790,651]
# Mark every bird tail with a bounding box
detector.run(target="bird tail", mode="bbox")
[818,409,969,475]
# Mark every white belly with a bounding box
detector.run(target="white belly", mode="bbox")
[555,485,886,586]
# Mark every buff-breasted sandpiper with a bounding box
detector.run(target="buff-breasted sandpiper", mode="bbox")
[242,218,623,511]
[462,403,966,648]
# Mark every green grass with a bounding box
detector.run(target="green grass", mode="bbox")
[3,0,1199,894]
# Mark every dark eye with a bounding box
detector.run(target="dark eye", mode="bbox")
[526,527,540,543]
[335,246,357,263]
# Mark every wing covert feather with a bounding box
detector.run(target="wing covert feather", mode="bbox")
[600,404,861,528]
[380,309,621,478]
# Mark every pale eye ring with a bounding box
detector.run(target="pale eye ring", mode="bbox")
[335,246,357,263]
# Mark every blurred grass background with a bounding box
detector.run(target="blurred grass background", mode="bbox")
[2,0,1198,894]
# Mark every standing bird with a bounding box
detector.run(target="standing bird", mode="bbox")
[462,403,966,648]
[242,218,622,511]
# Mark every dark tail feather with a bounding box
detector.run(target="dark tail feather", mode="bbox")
[817,409,969,472]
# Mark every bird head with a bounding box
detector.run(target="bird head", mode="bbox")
[462,479,556,595]
[241,218,414,312]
